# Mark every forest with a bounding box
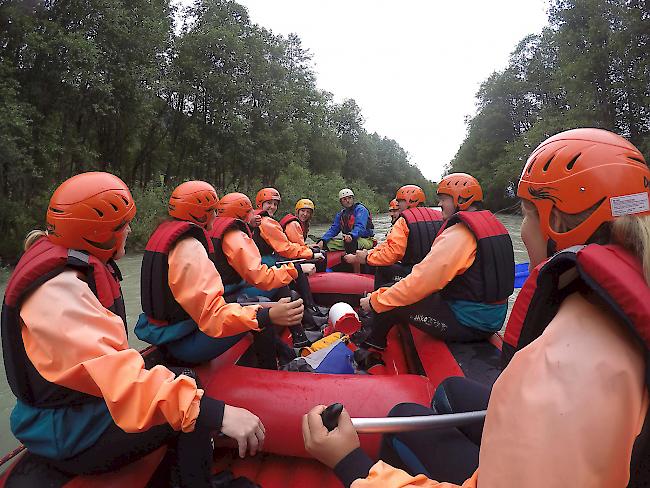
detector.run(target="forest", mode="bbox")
[0,0,434,259]
[446,0,649,211]
[0,0,648,260]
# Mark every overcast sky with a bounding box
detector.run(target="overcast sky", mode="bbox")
[185,0,550,181]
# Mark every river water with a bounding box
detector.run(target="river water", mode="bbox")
[0,212,524,458]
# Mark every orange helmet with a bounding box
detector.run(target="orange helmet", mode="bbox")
[218,193,253,220]
[389,199,399,211]
[518,128,650,251]
[168,181,218,228]
[396,185,425,208]
[437,173,483,211]
[46,172,136,262]
[255,187,281,208]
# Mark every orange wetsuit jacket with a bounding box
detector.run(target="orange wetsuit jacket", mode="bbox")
[285,220,308,247]
[369,224,476,313]
[366,218,409,267]
[339,292,648,487]
[221,229,298,290]
[168,237,268,337]
[20,269,208,434]
[259,216,313,259]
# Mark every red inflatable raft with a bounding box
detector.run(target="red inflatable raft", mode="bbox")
[0,272,503,487]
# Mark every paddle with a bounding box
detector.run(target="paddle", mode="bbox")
[238,301,283,308]
[275,258,322,266]
[321,403,486,434]
[351,410,487,433]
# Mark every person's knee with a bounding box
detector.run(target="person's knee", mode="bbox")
[433,376,490,414]
[432,378,455,414]
[388,402,433,418]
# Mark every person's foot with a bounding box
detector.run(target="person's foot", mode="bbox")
[304,315,328,331]
[305,329,324,343]
[350,325,371,346]
[311,305,330,317]
[357,308,371,319]
[293,338,311,349]
[354,348,385,371]
[291,328,312,348]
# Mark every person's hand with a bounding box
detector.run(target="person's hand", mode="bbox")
[302,405,360,468]
[301,263,316,275]
[355,249,368,264]
[221,405,265,458]
[313,252,325,261]
[342,253,357,264]
[269,297,304,326]
[343,234,352,243]
[317,240,325,249]
[250,214,262,228]
[359,296,372,314]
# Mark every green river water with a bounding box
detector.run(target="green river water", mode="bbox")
[0,212,525,458]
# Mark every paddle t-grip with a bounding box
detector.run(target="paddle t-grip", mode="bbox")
[321,403,344,431]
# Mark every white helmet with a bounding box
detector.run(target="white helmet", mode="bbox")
[338,188,354,200]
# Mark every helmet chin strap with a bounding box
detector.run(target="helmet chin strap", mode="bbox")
[546,238,557,258]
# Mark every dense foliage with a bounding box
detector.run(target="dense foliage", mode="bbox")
[0,0,433,261]
[447,0,650,211]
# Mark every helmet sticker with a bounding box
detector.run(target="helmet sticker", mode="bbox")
[610,192,650,217]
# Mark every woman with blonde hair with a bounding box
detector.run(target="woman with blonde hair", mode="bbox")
[302,128,650,488]
[3,173,265,487]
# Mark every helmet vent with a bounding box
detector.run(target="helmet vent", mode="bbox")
[543,154,556,172]
[49,207,64,214]
[566,153,580,171]
[121,196,129,205]
[628,156,644,164]
[526,156,537,174]
[110,203,118,211]
[94,208,104,217]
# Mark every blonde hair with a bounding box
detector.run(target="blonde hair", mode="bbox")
[24,230,48,251]
[611,215,650,285]
[523,200,650,286]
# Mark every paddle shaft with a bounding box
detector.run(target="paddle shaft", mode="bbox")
[238,301,280,308]
[275,258,321,265]
[351,410,486,434]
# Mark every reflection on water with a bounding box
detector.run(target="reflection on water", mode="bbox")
[0,212,525,457]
